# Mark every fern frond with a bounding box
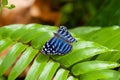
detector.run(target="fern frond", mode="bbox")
[0,24,119,80]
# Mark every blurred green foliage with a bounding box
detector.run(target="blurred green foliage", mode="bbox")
[58,0,105,28]
[56,0,120,28]
[87,0,120,26]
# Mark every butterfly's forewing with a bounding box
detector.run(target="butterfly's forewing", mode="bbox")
[42,36,72,55]
[58,41,72,54]
[57,37,72,55]
[42,37,58,55]
[57,26,77,43]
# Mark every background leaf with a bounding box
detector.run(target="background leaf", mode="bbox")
[87,0,120,26]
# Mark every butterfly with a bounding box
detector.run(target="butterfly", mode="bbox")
[42,26,77,55]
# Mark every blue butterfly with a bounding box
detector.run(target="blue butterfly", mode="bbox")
[42,26,77,55]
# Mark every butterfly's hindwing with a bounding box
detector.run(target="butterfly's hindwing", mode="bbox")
[58,26,77,43]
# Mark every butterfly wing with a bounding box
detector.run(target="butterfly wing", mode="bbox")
[42,26,76,55]
[58,40,72,55]
[42,36,58,55]
[42,36,72,55]
[57,26,77,43]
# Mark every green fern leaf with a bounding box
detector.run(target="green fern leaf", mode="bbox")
[0,24,119,80]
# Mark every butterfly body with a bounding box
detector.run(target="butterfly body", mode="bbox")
[42,26,77,55]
